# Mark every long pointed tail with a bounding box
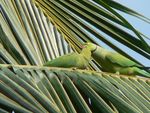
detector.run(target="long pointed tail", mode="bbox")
[138,67,150,70]
[136,69,150,78]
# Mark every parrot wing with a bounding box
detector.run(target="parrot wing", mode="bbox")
[44,53,85,68]
[44,53,76,67]
[105,52,141,67]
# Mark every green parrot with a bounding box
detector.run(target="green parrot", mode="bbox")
[85,42,150,78]
[43,43,95,69]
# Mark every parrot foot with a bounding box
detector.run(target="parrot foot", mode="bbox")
[85,67,90,70]
[72,67,77,70]
[115,71,120,75]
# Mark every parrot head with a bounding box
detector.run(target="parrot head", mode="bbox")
[82,42,97,52]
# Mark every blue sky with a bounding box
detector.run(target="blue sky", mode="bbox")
[81,1,150,66]
[111,0,150,66]
[116,0,150,37]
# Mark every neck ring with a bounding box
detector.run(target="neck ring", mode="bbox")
[91,46,97,53]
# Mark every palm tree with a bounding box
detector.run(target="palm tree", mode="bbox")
[0,0,150,113]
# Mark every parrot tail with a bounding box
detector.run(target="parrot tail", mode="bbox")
[136,69,150,78]
[138,67,150,70]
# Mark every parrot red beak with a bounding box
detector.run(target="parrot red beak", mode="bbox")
[81,45,85,49]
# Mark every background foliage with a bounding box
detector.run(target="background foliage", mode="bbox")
[0,0,150,112]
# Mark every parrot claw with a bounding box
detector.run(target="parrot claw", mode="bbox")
[86,67,89,70]
[115,71,120,75]
[72,67,77,70]
[85,67,90,70]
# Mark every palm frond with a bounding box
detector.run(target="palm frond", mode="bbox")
[0,0,74,65]
[0,0,150,112]
[100,0,150,24]
[0,64,150,113]
[34,0,150,62]
[1,0,150,66]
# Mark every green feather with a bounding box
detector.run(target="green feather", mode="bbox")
[44,44,93,69]
[85,42,150,78]
[44,53,88,69]
[105,52,141,67]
